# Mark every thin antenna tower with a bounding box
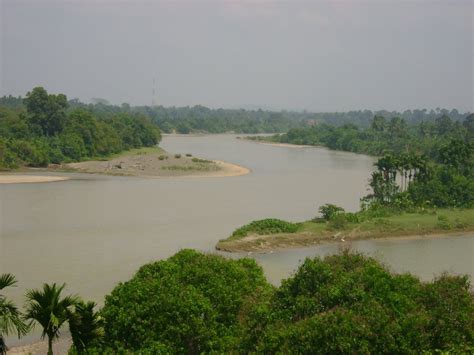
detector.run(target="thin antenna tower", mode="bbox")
[151,77,156,107]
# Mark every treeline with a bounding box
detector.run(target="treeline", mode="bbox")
[69,101,473,134]
[2,250,473,354]
[1,94,470,134]
[253,115,474,208]
[0,88,160,169]
[363,140,473,208]
[260,114,473,159]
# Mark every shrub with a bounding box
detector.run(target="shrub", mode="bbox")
[99,250,271,353]
[318,204,345,221]
[327,213,348,230]
[185,153,192,157]
[174,154,181,159]
[231,219,301,239]
[437,215,452,230]
[192,157,212,164]
[249,252,474,353]
[158,155,167,160]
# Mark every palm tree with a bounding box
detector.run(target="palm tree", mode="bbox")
[0,274,29,355]
[68,300,104,353]
[24,283,78,355]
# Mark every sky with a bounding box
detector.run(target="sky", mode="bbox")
[0,0,472,112]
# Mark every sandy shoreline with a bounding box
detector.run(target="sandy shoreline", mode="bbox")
[8,338,71,355]
[188,160,250,178]
[1,147,250,183]
[62,147,250,179]
[0,175,70,184]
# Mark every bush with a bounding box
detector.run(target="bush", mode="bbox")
[87,250,474,353]
[174,154,181,159]
[231,219,301,239]
[192,157,212,164]
[318,204,345,221]
[327,213,348,230]
[437,215,452,230]
[8,139,49,167]
[99,249,271,353]
[248,252,474,353]
[158,155,167,160]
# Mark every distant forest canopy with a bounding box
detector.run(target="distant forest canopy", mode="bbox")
[0,94,470,134]
[255,114,474,158]
[0,88,160,169]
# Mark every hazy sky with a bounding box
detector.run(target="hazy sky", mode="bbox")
[1,0,472,112]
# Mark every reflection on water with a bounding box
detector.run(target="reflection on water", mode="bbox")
[1,135,473,345]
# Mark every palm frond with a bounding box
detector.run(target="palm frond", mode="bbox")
[0,274,16,291]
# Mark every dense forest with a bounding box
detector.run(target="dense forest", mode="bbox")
[255,114,473,157]
[1,250,473,354]
[1,93,469,134]
[0,88,160,169]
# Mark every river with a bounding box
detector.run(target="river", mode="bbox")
[1,134,473,346]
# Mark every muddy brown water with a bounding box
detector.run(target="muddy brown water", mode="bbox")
[1,135,473,347]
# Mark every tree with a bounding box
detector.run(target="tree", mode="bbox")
[99,249,271,353]
[0,274,29,355]
[463,113,474,137]
[24,283,78,355]
[318,204,345,221]
[24,87,68,136]
[250,252,474,353]
[371,115,386,132]
[68,301,104,353]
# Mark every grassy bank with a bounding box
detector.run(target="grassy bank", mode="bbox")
[216,209,474,252]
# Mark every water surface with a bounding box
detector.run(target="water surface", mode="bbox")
[1,135,472,345]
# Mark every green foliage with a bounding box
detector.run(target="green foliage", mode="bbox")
[99,249,271,354]
[174,153,181,158]
[231,219,301,239]
[436,215,452,230]
[191,157,212,163]
[0,87,161,168]
[246,252,474,353]
[24,283,79,355]
[68,301,104,353]
[24,87,68,136]
[0,274,29,355]
[327,213,349,230]
[318,203,345,221]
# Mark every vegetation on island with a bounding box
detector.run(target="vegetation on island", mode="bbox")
[218,134,473,251]
[0,87,160,170]
[1,249,473,353]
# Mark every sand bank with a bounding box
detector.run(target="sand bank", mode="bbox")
[0,175,69,184]
[8,338,71,355]
[65,148,250,178]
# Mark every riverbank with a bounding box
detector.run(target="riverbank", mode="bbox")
[57,146,250,178]
[0,175,70,184]
[216,209,474,253]
[8,338,71,355]
[241,136,315,148]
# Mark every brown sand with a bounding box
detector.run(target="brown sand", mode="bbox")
[8,338,71,355]
[65,151,250,178]
[0,175,70,184]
